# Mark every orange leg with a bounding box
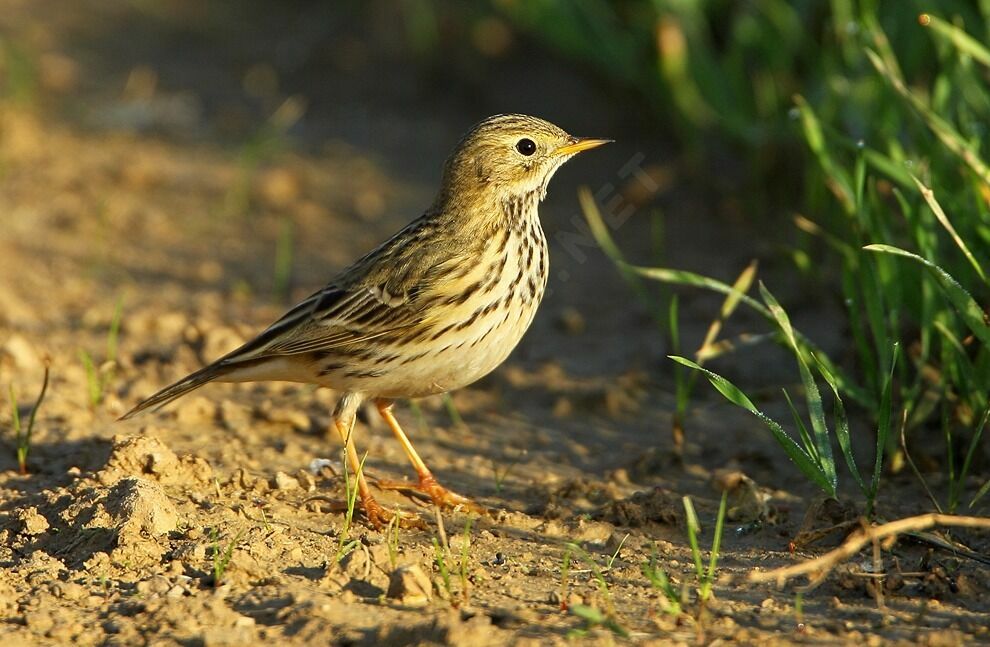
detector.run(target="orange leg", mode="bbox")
[330,415,391,529]
[375,399,486,514]
[329,394,424,530]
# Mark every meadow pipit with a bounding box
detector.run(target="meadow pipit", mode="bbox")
[122,114,610,526]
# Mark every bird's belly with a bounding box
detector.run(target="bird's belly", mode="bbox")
[347,301,539,398]
[320,223,549,399]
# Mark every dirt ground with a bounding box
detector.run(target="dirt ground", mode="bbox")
[2,2,989,645]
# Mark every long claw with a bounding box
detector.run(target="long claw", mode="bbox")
[375,474,488,515]
[361,494,425,529]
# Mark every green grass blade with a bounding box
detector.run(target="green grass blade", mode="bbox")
[682,496,704,579]
[8,385,20,434]
[442,393,466,429]
[19,364,50,473]
[669,296,690,419]
[634,264,870,406]
[782,388,819,462]
[698,260,759,357]
[816,356,868,498]
[107,296,124,364]
[970,478,990,509]
[696,332,776,363]
[669,356,835,496]
[578,186,655,312]
[701,489,728,601]
[759,283,837,492]
[864,245,990,346]
[920,13,990,69]
[794,94,854,214]
[872,345,898,503]
[79,350,101,407]
[911,174,986,284]
[867,49,990,186]
[957,404,990,510]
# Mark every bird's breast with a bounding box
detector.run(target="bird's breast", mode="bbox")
[317,217,549,398]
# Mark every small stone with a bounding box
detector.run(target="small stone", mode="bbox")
[296,470,316,492]
[308,458,335,474]
[386,565,433,607]
[273,471,299,491]
[368,543,392,570]
[135,575,171,597]
[52,582,87,601]
[16,507,50,536]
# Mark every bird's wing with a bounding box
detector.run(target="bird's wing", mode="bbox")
[219,282,424,362]
[215,209,486,364]
[220,234,473,363]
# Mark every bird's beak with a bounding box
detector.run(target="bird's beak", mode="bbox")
[554,137,613,156]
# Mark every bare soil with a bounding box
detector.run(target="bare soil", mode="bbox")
[1,2,988,645]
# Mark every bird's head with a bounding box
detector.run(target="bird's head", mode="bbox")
[436,114,611,207]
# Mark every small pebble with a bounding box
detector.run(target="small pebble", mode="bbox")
[16,507,50,536]
[296,470,316,492]
[386,565,432,607]
[273,471,299,491]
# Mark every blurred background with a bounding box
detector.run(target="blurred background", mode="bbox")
[2,0,989,509]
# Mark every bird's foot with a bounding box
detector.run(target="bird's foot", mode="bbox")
[375,473,488,515]
[361,494,425,530]
[305,494,424,530]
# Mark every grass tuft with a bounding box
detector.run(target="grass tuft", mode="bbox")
[80,296,124,408]
[334,446,368,564]
[210,526,246,587]
[7,360,50,475]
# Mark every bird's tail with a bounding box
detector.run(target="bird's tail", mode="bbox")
[119,362,233,420]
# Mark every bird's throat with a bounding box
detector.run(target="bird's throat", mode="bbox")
[500,189,541,232]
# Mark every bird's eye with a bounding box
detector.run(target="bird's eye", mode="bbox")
[515,138,537,156]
